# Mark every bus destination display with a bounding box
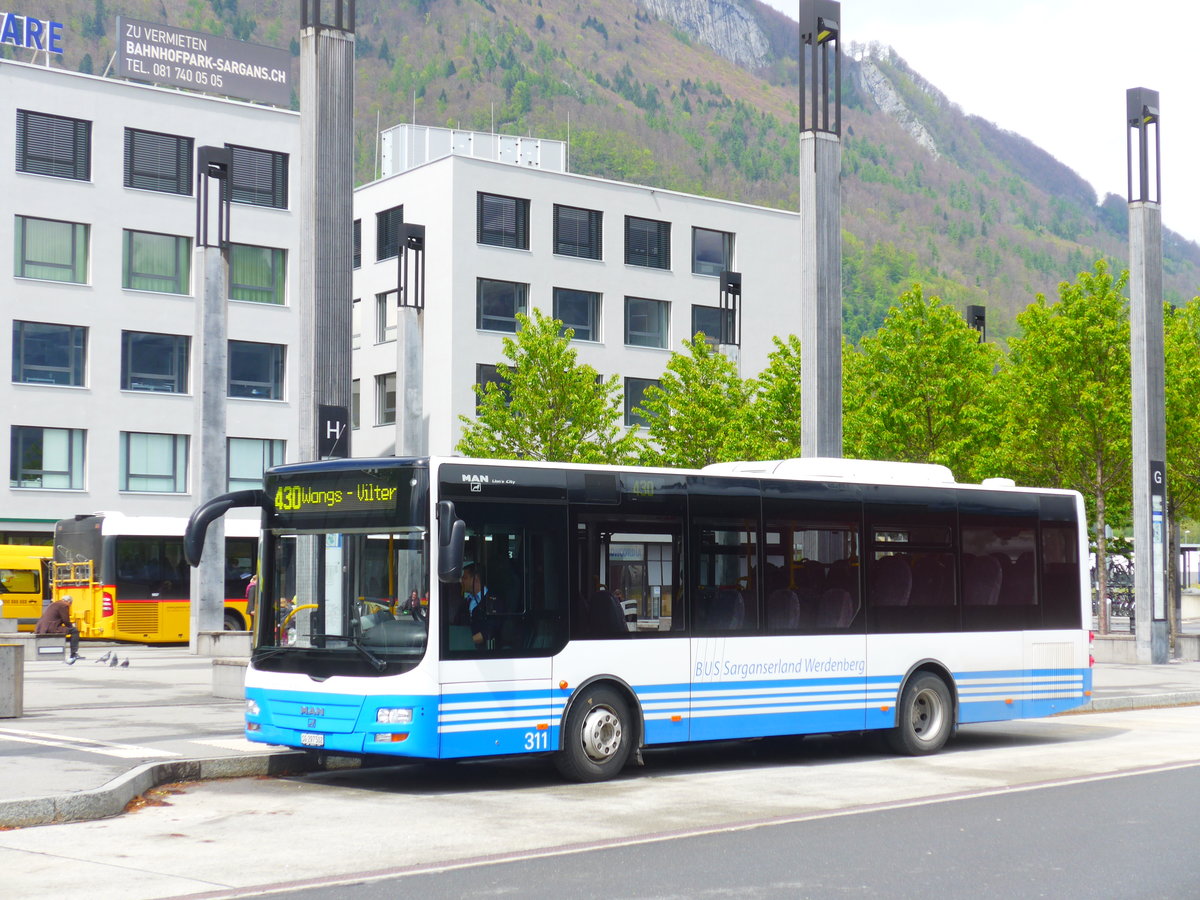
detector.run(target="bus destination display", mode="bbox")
[269,471,409,521]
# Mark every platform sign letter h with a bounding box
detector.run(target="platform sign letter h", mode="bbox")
[318,404,350,459]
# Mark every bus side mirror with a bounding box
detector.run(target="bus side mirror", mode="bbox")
[436,501,466,583]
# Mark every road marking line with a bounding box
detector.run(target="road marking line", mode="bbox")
[0,727,179,759]
[189,737,262,752]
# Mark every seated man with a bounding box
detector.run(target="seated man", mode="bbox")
[36,595,82,663]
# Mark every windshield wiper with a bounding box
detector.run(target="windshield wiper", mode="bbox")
[316,633,388,672]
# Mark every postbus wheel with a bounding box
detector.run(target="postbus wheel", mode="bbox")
[885,671,953,756]
[223,612,242,631]
[554,685,632,783]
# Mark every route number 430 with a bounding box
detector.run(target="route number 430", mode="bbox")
[524,730,549,750]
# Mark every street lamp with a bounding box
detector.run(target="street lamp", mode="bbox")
[396,222,426,310]
[719,270,741,348]
[195,146,231,249]
[190,145,234,644]
[799,0,841,135]
[965,304,986,342]
[1126,87,1160,204]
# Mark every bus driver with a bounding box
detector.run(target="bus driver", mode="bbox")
[459,561,496,648]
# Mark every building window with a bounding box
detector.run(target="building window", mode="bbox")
[475,363,511,413]
[10,426,85,489]
[376,293,397,343]
[554,288,601,342]
[693,227,733,276]
[228,340,284,400]
[227,144,288,209]
[691,304,727,348]
[123,230,191,294]
[625,216,671,270]
[12,321,86,387]
[121,331,189,393]
[124,128,192,195]
[376,373,396,425]
[477,192,529,249]
[477,279,528,332]
[554,205,602,259]
[229,243,286,304]
[15,216,88,283]
[16,110,90,181]
[120,432,188,493]
[227,437,285,491]
[376,205,404,261]
[352,218,361,269]
[624,297,669,349]
[624,378,660,428]
[351,379,360,429]
[351,298,362,350]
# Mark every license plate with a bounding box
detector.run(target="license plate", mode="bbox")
[300,733,325,747]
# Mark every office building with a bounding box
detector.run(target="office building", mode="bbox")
[1,60,301,541]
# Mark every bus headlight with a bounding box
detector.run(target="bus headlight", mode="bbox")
[246,699,260,716]
[377,707,413,724]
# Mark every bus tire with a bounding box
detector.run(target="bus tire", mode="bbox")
[554,685,632,783]
[885,672,953,756]
[223,612,242,631]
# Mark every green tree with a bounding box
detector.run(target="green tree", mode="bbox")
[741,334,802,459]
[990,262,1131,632]
[456,310,642,463]
[843,285,1001,479]
[638,335,752,468]
[1164,298,1200,522]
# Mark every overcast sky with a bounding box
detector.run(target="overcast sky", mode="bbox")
[761,0,1200,248]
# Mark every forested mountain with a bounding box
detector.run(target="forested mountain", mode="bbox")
[21,0,1200,341]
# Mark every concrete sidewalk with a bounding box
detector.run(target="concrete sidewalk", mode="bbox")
[1,643,1199,829]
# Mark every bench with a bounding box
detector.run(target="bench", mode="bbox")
[0,632,67,661]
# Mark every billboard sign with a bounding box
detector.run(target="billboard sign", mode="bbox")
[116,17,290,107]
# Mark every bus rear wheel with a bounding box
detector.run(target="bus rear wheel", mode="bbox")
[554,685,633,783]
[886,672,953,755]
[223,612,242,631]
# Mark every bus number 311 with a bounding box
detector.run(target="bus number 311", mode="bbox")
[524,730,549,750]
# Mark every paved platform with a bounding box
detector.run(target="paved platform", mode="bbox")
[1,642,1198,829]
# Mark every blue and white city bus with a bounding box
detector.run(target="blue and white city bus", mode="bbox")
[185,455,1093,782]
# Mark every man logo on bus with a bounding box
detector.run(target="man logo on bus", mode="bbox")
[462,473,490,484]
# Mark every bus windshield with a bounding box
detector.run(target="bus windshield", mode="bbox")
[266,526,429,664]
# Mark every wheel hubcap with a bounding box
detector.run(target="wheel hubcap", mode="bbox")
[580,705,622,762]
[910,688,945,743]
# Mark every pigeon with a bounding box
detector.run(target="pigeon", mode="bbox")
[119,658,129,668]
[95,651,112,665]
[109,654,119,667]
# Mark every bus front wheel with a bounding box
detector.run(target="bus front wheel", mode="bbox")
[885,672,953,755]
[554,685,633,782]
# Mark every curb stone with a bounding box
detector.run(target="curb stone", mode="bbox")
[0,751,355,829]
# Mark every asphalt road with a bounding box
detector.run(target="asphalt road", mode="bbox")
[287,762,1200,900]
[2,706,1199,899]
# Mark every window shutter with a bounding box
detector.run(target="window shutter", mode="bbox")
[125,129,193,194]
[228,145,288,209]
[375,207,404,260]
[17,110,90,180]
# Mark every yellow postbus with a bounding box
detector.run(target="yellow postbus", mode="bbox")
[0,545,52,631]
[53,512,257,642]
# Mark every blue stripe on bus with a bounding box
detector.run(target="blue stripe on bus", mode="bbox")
[248,666,1091,758]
